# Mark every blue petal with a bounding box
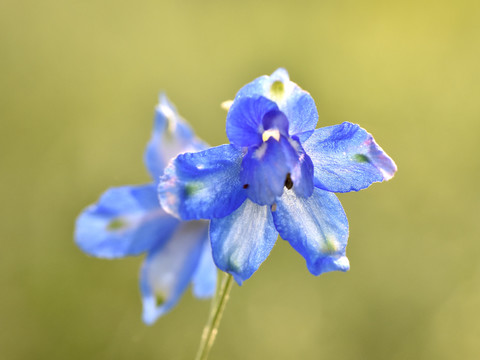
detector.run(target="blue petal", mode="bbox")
[284,136,314,199]
[144,93,207,182]
[75,184,179,258]
[240,138,290,206]
[272,187,350,276]
[158,144,247,220]
[240,136,314,205]
[191,236,217,298]
[301,122,397,192]
[234,68,318,138]
[210,199,278,285]
[226,96,279,148]
[140,220,209,325]
[262,109,289,137]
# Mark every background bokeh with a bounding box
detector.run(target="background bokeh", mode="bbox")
[1,0,479,359]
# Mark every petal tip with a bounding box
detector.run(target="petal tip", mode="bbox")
[271,68,290,81]
[141,296,164,325]
[232,274,244,286]
[334,256,350,272]
[380,158,398,181]
[311,255,350,275]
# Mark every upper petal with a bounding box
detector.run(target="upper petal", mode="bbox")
[158,144,247,220]
[140,220,209,325]
[301,122,397,193]
[210,199,278,285]
[233,68,318,138]
[144,93,207,182]
[226,96,279,148]
[272,187,350,276]
[75,184,179,258]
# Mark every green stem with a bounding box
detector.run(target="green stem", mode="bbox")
[194,272,234,360]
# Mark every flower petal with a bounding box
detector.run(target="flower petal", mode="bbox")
[210,199,278,285]
[234,68,318,138]
[272,187,350,276]
[240,138,290,206]
[144,93,207,182]
[240,136,314,205]
[140,220,209,325]
[226,96,279,148]
[159,144,247,220]
[284,136,314,199]
[75,184,179,258]
[301,122,398,192]
[191,237,217,298]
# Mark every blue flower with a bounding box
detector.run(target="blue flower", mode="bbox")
[158,69,397,285]
[75,94,217,324]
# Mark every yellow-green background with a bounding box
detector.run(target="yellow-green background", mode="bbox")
[1,0,479,359]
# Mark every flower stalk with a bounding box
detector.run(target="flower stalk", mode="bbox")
[194,272,234,360]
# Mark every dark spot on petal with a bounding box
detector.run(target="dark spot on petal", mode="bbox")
[243,184,249,189]
[271,203,277,212]
[284,173,293,190]
[354,154,371,163]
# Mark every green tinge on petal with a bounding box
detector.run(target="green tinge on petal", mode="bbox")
[185,182,203,196]
[353,153,371,163]
[107,217,128,231]
[321,236,340,255]
[155,291,166,307]
[270,80,285,100]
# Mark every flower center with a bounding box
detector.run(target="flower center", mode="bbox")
[262,129,281,142]
[261,110,289,142]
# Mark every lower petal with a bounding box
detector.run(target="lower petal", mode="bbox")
[191,238,218,298]
[272,188,350,276]
[140,221,209,325]
[210,199,278,285]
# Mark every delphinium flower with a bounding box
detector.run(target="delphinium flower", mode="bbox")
[159,69,397,285]
[75,94,217,324]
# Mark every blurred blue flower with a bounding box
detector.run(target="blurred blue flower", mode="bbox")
[75,94,217,324]
[158,69,397,285]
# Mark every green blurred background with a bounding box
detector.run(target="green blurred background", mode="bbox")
[1,0,479,359]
